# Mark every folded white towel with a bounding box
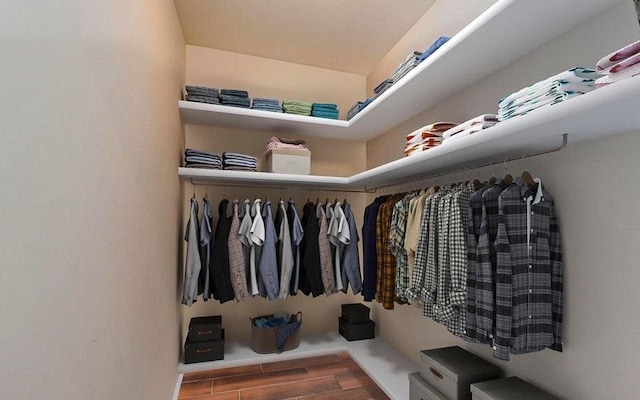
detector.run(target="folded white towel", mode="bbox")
[442,114,498,139]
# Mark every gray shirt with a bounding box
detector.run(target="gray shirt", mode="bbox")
[258,201,279,300]
[277,201,294,299]
[341,203,363,294]
[181,198,201,306]
[199,198,213,300]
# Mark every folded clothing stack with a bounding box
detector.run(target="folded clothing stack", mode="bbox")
[184,85,220,104]
[393,51,423,83]
[347,98,374,120]
[282,100,312,116]
[404,122,457,156]
[265,136,308,153]
[442,114,499,143]
[595,39,640,87]
[418,36,450,64]
[251,97,282,112]
[497,67,599,121]
[184,148,222,169]
[222,152,257,171]
[373,78,394,98]
[311,103,339,119]
[220,89,251,108]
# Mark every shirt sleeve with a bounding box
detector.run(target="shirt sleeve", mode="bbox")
[493,194,513,361]
[549,198,564,352]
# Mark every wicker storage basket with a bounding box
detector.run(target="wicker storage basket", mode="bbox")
[250,312,302,354]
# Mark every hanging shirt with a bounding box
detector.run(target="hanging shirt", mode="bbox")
[317,203,337,295]
[405,188,436,305]
[248,199,265,296]
[493,178,563,361]
[287,200,304,296]
[376,194,403,310]
[341,203,362,294]
[228,200,250,302]
[464,184,490,343]
[276,201,294,299]
[421,189,449,318]
[198,198,213,301]
[362,196,388,301]
[258,201,279,300]
[181,198,201,306]
[434,189,454,324]
[475,181,507,345]
[211,199,235,303]
[300,202,324,297]
[328,201,350,292]
[390,191,418,304]
[238,200,256,295]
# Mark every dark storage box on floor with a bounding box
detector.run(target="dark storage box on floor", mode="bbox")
[420,346,500,400]
[184,329,224,364]
[188,315,222,342]
[338,317,375,341]
[471,377,560,400]
[409,371,448,400]
[341,303,371,324]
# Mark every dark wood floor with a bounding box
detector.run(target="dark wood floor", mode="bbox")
[179,352,391,400]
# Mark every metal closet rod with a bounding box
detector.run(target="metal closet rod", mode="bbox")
[189,134,568,194]
[363,133,569,192]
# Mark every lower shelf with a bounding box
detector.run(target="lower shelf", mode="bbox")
[177,331,418,400]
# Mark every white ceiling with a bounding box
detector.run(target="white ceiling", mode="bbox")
[173,0,438,75]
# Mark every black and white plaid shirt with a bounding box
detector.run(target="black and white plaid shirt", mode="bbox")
[493,178,563,360]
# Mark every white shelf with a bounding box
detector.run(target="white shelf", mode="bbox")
[176,332,419,400]
[179,0,621,141]
[179,75,640,190]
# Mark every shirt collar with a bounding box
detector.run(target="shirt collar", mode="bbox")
[516,177,544,205]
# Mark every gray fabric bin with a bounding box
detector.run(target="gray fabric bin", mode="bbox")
[471,377,561,400]
[420,346,501,400]
[409,371,448,400]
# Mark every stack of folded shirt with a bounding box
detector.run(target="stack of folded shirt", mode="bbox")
[347,101,363,120]
[220,89,251,108]
[184,148,222,169]
[282,100,312,116]
[404,122,457,156]
[497,67,600,121]
[252,98,282,112]
[442,114,499,143]
[184,85,220,104]
[373,78,394,98]
[311,103,339,119]
[595,39,640,88]
[393,50,423,83]
[418,36,450,64]
[264,136,308,153]
[222,152,257,171]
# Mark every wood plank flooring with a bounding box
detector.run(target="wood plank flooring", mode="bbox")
[179,352,391,400]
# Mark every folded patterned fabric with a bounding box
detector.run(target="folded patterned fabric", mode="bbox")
[223,152,257,161]
[223,165,257,172]
[264,136,308,154]
[595,54,640,88]
[374,78,394,94]
[221,89,249,98]
[185,149,221,159]
[184,163,222,170]
[596,38,640,73]
[442,126,486,144]
[347,101,364,120]
[185,155,222,165]
[185,95,221,104]
[498,91,582,121]
[442,114,498,139]
[393,51,422,83]
[418,36,451,63]
[498,67,598,108]
[404,140,442,156]
[185,85,220,97]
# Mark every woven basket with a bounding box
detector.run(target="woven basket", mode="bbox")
[250,312,302,354]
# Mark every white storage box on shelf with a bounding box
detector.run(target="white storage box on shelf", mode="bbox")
[265,148,311,175]
[409,371,448,400]
[470,377,561,400]
[419,346,501,400]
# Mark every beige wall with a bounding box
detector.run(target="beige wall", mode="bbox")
[366,1,640,398]
[366,0,496,95]
[181,56,368,342]
[0,1,184,399]
[187,45,366,120]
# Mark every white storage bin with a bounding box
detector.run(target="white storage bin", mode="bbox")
[471,377,560,400]
[420,346,500,400]
[265,148,311,175]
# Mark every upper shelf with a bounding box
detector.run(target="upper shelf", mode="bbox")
[178,0,622,141]
[180,75,640,190]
